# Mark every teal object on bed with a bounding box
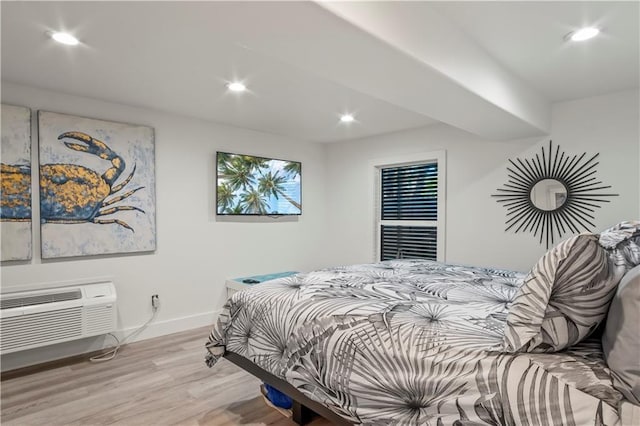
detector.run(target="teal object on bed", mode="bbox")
[231,271,298,284]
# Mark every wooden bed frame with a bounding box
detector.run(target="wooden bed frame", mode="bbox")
[224,351,353,425]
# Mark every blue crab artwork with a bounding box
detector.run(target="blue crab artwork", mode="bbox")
[1,131,145,231]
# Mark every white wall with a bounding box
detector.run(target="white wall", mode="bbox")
[326,89,639,272]
[0,82,330,370]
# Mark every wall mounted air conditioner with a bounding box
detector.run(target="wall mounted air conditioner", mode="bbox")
[0,282,117,354]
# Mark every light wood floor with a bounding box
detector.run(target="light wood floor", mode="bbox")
[0,326,332,426]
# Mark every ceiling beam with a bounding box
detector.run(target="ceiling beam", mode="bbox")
[238,1,550,140]
[318,1,551,139]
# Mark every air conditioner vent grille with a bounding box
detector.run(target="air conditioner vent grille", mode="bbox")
[0,307,83,353]
[84,305,116,335]
[0,290,82,310]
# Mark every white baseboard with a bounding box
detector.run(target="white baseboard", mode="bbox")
[1,310,220,372]
[114,310,219,343]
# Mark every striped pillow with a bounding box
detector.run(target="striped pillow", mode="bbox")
[503,233,619,352]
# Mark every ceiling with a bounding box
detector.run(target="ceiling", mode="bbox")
[1,1,638,143]
[431,1,640,102]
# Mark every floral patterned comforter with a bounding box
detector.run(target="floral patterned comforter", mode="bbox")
[205,260,622,425]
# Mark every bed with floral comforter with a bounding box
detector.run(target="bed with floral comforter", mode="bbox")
[206,258,624,425]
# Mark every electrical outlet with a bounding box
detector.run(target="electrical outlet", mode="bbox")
[151,294,159,310]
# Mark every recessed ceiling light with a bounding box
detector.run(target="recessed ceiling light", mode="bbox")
[567,27,600,42]
[227,82,247,92]
[49,31,79,46]
[340,114,355,123]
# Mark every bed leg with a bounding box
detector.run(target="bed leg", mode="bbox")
[292,400,313,425]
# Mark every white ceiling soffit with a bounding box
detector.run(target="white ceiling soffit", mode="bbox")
[431,1,640,103]
[316,1,551,139]
[312,1,550,140]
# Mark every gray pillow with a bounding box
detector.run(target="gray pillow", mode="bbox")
[503,233,618,352]
[602,264,640,405]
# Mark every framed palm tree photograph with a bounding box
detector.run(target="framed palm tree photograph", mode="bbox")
[216,152,301,216]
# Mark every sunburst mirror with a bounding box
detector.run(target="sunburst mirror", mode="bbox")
[493,141,618,248]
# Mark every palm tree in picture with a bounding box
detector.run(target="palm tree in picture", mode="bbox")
[226,203,244,215]
[283,161,301,177]
[240,188,269,214]
[217,153,234,181]
[281,161,301,211]
[218,156,255,191]
[217,182,235,212]
[241,155,269,171]
[257,171,301,211]
[217,152,232,164]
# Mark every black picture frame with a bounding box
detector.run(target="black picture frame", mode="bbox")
[216,151,302,216]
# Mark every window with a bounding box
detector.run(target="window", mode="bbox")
[375,152,445,262]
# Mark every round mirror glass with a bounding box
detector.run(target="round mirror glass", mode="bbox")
[530,179,567,211]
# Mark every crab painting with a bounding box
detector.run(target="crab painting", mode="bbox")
[1,131,145,232]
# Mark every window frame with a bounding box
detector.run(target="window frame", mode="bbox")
[371,151,446,262]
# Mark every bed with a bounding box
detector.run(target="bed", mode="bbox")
[205,222,640,425]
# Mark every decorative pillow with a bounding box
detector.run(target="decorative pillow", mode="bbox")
[503,233,620,352]
[599,220,640,273]
[602,265,640,405]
